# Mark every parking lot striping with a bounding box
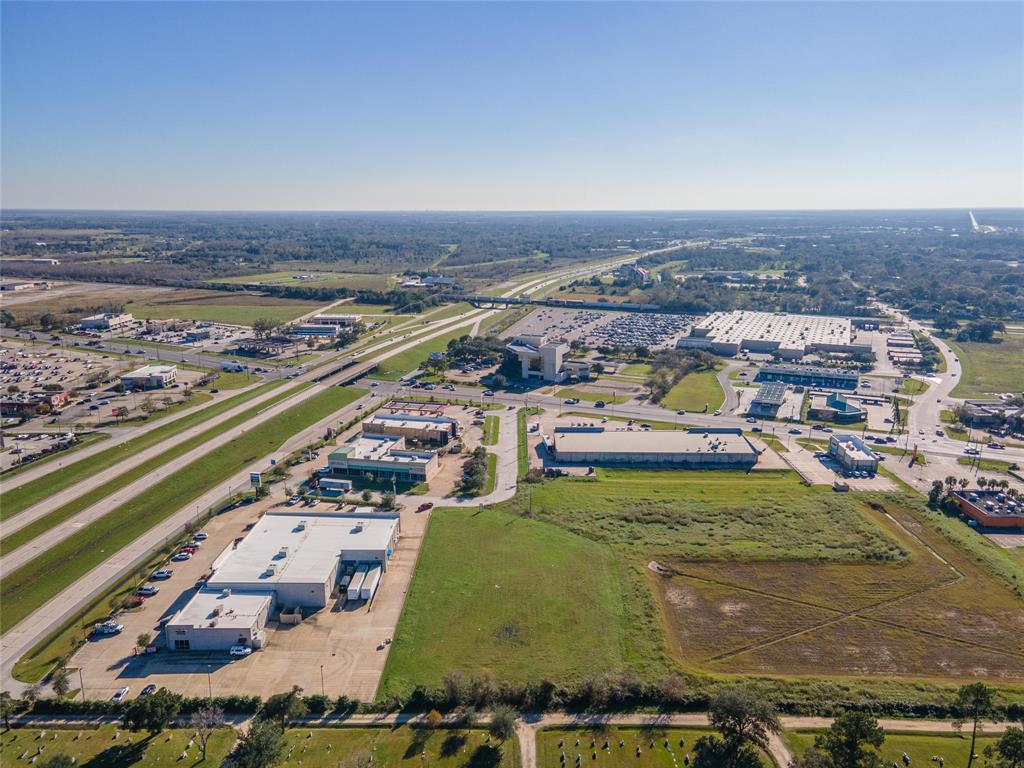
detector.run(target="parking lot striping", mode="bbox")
[0,379,288,521]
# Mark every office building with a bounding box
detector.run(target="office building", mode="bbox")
[748,382,787,418]
[120,364,177,390]
[362,412,459,446]
[327,434,439,482]
[80,312,134,331]
[551,427,758,468]
[827,434,878,473]
[506,334,579,382]
[755,364,859,390]
[808,392,867,424]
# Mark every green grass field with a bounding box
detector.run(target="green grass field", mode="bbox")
[124,289,322,326]
[945,334,1024,397]
[898,378,930,395]
[0,385,364,632]
[217,270,394,290]
[483,414,500,445]
[661,366,725,412]
[0,725,519,768]
[783,730,999,768]
[380,504,631,697]
[372,325,476,380]
[555,387,630,404]
[539,727,767,768]
[956,456,1018,473]
[0,384,305,557]
[0,380,285,521]
[619,362,653,376]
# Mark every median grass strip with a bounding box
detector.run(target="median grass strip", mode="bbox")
[517,407,541,478]
[0,385,365,632]
[483,414,500,445]
[0,380,284,521]
[0,382,311,557]
[370,324,478,380]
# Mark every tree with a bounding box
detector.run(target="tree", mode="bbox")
[360,489,373,503]
[985,727,1024,768]
[693,735,764,768]
[252,317,277,340]
[928,480,944,508]
[233,719,287,768]
[123,688,183,734]
[38,756,76,768]
[709,686,781,754]
[953,682,996,768]
[790,750,838,768]
[378,491,396,510]
[488,705,516,743]
[260,685,308,728]
[50,667,71,700]
[0,691,17,731]
[814,711,885,768]
[189,703,225,761]
[425,709,444,729]
[136,632,152,651]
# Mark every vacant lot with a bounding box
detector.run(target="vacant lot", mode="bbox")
[661,366,725,412]
[380,505,632,697]
[537,726,763,768]
[217,270,394,290]
[125,288,322,325]
[0,725,518,768]
[783,730,1000,768]
[653,495,1024,680]
[384,466,1024,696]
[946,333,1024,397]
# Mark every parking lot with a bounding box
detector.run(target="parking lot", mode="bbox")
[780,441,896,490]
[0,431,81,471]
[502,307,697,350]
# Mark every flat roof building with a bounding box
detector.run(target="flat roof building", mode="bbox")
[677,310,870,359]
[953,490,1024,529]
[328,434,439,482]
[828,434,878,473]
[755,364,859,391]
[809,392,867,424]
[748,382,787,418]
[312,314,361,326]
[363,412,459,445]
[120,364,177,390]
[289,323,340,337]
[506,334,574,382]
[80,312,134,331]
[552,427,758,468]
[165,512,399,652]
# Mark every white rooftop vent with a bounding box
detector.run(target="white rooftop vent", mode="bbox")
[297,520,307,530]
[221,588,231,597]
[265,563,277,576]
[277,546,289,559]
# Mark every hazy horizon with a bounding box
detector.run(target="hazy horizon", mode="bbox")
[2,2,1022,211]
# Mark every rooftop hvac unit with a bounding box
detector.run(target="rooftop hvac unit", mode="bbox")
[297,520,307,530]
[221,588,231,597]
[277,547,289,558]
[265,563,277,576]
[212,605,223,616]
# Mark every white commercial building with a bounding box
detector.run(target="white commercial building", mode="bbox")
[120,364,177,390]
[289,323,340,337]
[506,334,573,382]
[362,412,459,446]
[677,311,870,359]
[827,434,878,473]
[312,314,361,326]
[328,434,440,482]
[165,512,399,652]
[551,427,759,468]
[80,312,134,331]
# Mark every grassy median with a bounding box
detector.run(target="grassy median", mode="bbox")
[0,385,365,632]
[0,379,285,521]
[0,382,310,557]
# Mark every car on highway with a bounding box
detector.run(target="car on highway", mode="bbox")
[988,443,1005,450]
[140,684,158,696]
[594,400,606,408]
[112,687,130,702]
[713,410,722,416]
[936,429,944,437]
[151,569,173,580]
[788,428,801,434]
[482,390,495,396]
[563,397,580,405]
[676,409,686,415]
[171,551,192,561]
[745,417,757,423]
[137,585,160,597]
[443,384,456,391]
[417,502,434,512]
[751,426,762,432]
[229,645,252,658]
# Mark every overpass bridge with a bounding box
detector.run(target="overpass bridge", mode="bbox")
[451,294,682,314]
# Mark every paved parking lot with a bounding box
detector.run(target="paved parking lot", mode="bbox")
[780,442,896,490]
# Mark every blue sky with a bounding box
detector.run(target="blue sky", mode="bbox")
[2,1,1021,210]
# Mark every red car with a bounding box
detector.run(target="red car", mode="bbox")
[416,503,434,513]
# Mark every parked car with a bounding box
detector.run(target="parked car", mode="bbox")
[171,552,192,562]
[193,531,208,541]
[112,687,130,702]
[229,645,252,658]
[140,684,158,696]
[151,569,173,580]
[137,585,160,597]
[287,495,301,506]
[94,621,124,635]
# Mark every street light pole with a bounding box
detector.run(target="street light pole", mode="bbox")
[78,668,85,700]
[207,665,213,699]
[320,665,325,697]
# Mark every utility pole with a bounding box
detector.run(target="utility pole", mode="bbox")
[320,665,325,697]
[78,668,85,700]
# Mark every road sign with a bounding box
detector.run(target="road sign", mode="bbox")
[250,472,262,488]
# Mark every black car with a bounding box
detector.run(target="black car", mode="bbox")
[140,684,158,696]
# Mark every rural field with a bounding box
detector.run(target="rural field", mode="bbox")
[945,332,1024,398]
[0,281,323,327]
[0,724,520,768]
[382,468,1024,699]
[537,726,760,768]
[215,269,395,290]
